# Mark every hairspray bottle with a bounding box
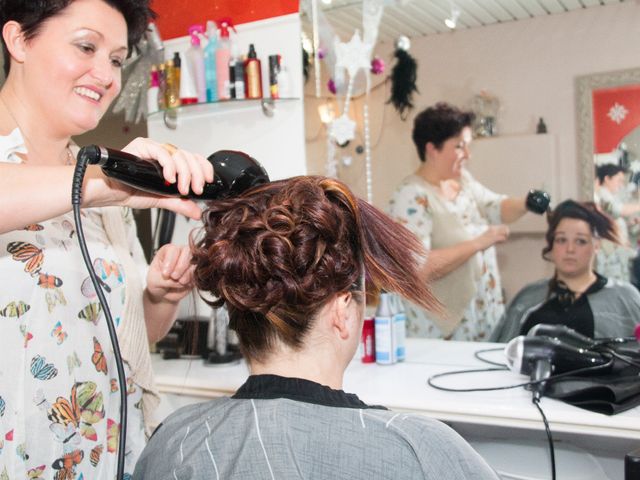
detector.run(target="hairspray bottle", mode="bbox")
[244,44,263,99]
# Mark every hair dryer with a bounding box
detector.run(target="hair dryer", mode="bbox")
[77,145,270,199]
[505,335,608,400]
[526,324,596,349]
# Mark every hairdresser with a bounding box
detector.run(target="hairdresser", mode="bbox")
[0,0,213,477]
[134,176,498,480]
[491,200,640,342]
[389,102,547,341]
[594,163,640,283]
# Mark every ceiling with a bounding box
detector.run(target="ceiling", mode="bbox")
[304,0,626,45]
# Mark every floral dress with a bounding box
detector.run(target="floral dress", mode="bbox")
[0,129,145,479]
[389,169,506,341]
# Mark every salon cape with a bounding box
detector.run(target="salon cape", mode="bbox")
[490,277,640,342]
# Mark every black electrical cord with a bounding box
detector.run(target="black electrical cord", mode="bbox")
[473,347,507,367]
[427,356,615,393]
[72,151,127,480]
[533,396,556,480]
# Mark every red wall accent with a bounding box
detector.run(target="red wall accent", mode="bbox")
[592,85,640,154]
[152,0,300,40]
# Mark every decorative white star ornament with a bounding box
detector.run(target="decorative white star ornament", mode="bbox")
[334,31,373,78]
[329,114,356,146]
[607,102,629,125]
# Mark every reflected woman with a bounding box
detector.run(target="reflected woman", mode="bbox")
[389,103,542,341]
[491,200,640,342]
[133,176,498,480]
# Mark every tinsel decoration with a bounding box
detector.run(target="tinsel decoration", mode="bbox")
[112,23,164,124]
[388,38,418,120]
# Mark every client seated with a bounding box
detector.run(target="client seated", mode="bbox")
[491,200,640,342]
[133,176,498,480]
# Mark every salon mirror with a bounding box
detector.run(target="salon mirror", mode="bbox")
[576,67,640,200]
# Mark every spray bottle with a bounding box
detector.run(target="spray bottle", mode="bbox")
[186,24,206,103]
[203,20,218,102]
[215,18,236,100]
[374,291,396,365]
[146,65,160,114]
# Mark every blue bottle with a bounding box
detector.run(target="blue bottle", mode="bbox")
[203,20,218,102]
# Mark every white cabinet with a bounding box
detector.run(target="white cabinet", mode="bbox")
[468,134,558,233]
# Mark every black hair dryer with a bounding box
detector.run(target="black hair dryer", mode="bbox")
[77,145,270,199]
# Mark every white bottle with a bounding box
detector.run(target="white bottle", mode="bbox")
[186,25,206,103]
[146,66,160,114]
[276,61,291,98]
[375,292,396,365]
[391,295,406,362]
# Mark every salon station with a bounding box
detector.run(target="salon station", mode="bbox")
[77,1,640,479]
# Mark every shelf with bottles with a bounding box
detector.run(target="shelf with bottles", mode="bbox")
[148,97,301,129]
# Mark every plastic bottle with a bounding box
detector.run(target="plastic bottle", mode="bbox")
[228,43,245,100]
[374,292,396,365]
[164,59,180,108]
[276,60,291,98]
[203,21,218,103]
[268,54,280,99]
[391,294,406,362]
[244,44,263,99]
[186,24,206,103]
[215,18,235,100]
[172,52,181,100]
[157,62,167,110]
[146,65,160,114]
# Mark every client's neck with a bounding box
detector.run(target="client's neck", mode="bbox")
[249,345,346,391]
[556,270,597,295]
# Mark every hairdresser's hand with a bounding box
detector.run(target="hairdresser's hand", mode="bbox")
[91,137,214,220]
[475,224,510,251]
[146,244,195,305]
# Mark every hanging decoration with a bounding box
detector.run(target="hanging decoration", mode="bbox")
[112,23,165,124]
[370,56,385,75]
[302,0,383,202]
[388,35,418,121]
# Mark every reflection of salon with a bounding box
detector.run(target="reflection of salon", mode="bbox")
[64,1,640,480]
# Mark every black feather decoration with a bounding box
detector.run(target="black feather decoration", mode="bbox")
[387,49,419,120]
[302,47,310,84]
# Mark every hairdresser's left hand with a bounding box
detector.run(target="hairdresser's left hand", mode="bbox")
[145,244,195,305]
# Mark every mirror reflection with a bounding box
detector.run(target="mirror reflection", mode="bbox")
[304,0,640,343]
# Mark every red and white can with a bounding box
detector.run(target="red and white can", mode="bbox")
[361,317,375,363]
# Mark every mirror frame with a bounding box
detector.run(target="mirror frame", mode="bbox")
[576,67,640,200]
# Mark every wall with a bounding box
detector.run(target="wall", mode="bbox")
[305,1,640,300]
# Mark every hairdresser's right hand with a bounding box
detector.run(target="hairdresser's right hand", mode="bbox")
[91,137,214,220]
[476,224,510,251]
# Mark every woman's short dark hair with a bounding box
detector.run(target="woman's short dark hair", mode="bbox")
[412,102,475,162]
[191,176,440,362]
[595,163,627,184]
[542,199,618,261]
[1,0,155,76]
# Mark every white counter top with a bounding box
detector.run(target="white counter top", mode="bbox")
[151,339,640,441]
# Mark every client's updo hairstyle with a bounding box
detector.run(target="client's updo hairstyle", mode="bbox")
[192,176,439,362]
[542,199,618,261]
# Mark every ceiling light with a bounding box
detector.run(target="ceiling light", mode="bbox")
[321,0,332,5]
[445,5,460,29]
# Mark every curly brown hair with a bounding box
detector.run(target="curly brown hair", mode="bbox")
[192,176,440,362]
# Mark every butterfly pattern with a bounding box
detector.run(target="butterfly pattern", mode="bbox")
[0,206,144,476]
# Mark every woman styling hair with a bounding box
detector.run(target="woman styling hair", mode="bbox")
[0,0,214,477]
[491,200,640,342]
[389,102,546,341]
[133,176,499,480]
